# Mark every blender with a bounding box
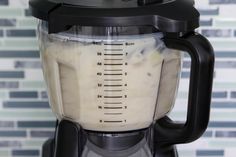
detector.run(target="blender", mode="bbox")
[29,0,215,156]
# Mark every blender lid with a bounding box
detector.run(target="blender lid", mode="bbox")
[29,0,200,33]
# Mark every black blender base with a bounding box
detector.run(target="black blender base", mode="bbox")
[42,138,178,157]
[42,120,178,157]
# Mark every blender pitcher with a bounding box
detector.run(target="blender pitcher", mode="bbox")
[30,0,215,157]
[38,23,182,132]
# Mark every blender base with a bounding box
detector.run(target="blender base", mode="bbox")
[42,140,178,157]
[42,120,179,157]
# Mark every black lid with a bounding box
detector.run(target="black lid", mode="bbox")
[29,0,200,34]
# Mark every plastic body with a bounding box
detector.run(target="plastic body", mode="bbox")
[41,32,214,157]
[30,0,214,157]
[38,21,182,132]
[154,32,214,145]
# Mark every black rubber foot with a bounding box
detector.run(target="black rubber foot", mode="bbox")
[42,139,54,157]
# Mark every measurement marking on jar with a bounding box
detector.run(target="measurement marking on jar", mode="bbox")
[104,120,123,123]
[104,79,122,81]
[104,43,123,46]
[104,102,122,104]
[104,73,123,76]
[104,53,123,56]
[104,59,123,61]
[104,69,123,72]
[104,113,123,115]
[96,43,128,121]
[104,90,122,92]
[104,107,123,109]
[104,63,123,66]
[104,96,123,98]
[104,49,123,51]
[104,84,123,87]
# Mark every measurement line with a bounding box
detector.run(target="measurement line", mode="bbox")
[104,120,123,123]
[104,49,123,51]
[104,102,122,104]
[104,59,123,61]
[104,79,122,82]
[104,79,122,81]
[104,84,123,87]
[104,69,122,72]
[104,53,123,56]
[104,63,123,66]
[104,90,122,92]
[104,107,123,109]
[104,96,123,98]
[104,43,123,46]
[104,73,123,76]
[104,113,123,115]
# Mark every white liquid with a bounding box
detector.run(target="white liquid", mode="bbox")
[40,33,181,132]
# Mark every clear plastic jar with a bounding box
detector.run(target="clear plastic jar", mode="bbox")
[38,21,182,132]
